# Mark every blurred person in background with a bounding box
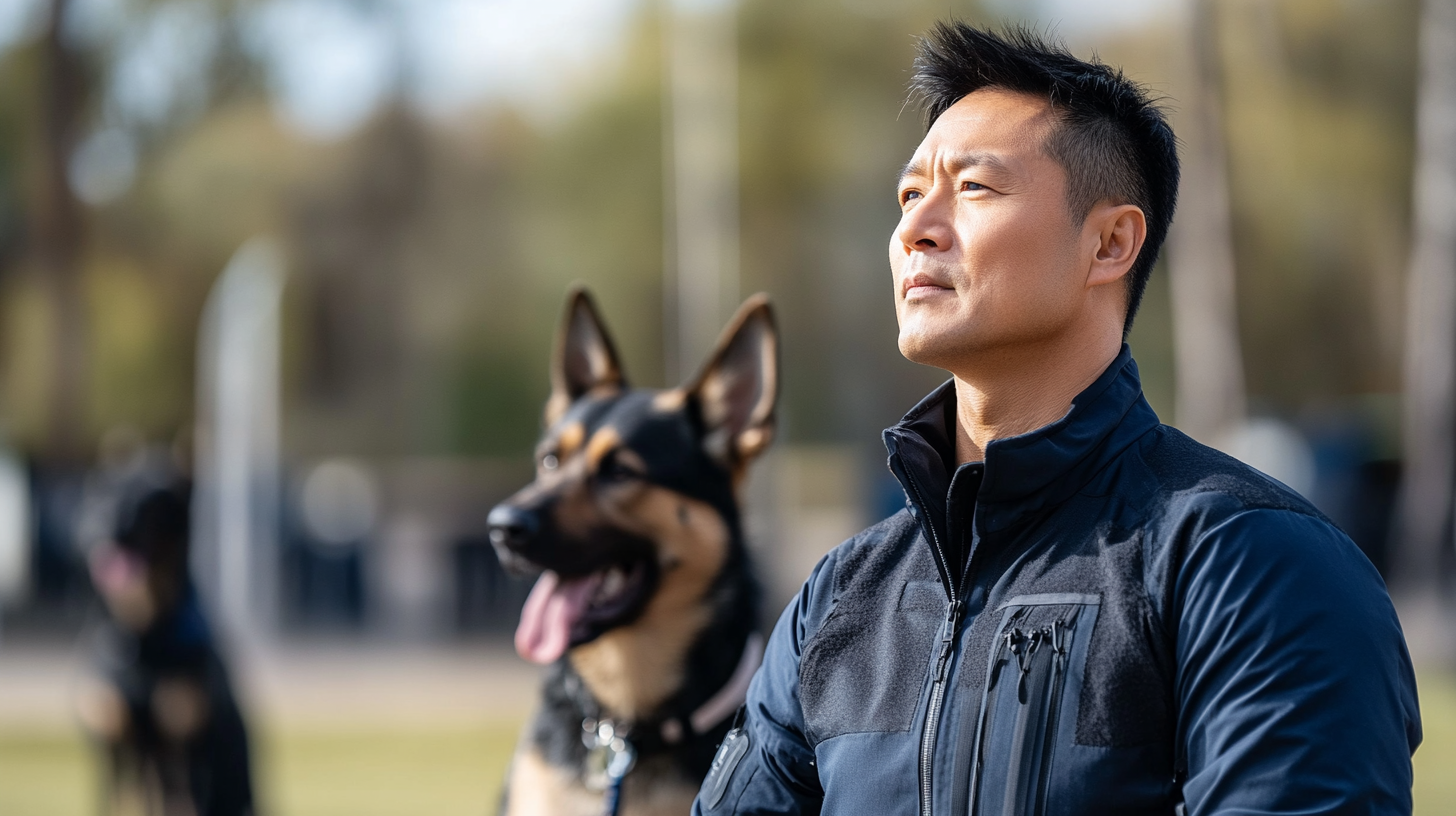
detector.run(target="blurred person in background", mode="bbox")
[74,456,254,816]
[694,23,1419,816]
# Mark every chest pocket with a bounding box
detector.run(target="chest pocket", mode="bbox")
[800,579,946,744]
[970,594,1099,816]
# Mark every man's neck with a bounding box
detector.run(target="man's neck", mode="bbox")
[951,337,1122,465]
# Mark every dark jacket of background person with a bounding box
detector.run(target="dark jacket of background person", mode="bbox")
[693,346,1420,816]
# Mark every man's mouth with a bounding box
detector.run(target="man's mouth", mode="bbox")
[902,273,953,299]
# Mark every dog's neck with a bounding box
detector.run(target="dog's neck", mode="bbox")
[568,603,714,723]
[568,560,755,726]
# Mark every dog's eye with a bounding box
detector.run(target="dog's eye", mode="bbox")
[596,451,641,483]
[541,454,559,470]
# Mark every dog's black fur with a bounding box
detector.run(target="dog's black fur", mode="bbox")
[76,471,254,816]
[489,288,777,816]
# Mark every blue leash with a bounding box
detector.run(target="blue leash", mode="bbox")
[584,719,637,816]
[604,774,624,816]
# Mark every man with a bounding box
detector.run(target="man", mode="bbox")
[693,23,1420,816]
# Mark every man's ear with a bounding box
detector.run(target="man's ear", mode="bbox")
[1086,203,1147,288]
[546,287,627,426]
[684,294,779,470]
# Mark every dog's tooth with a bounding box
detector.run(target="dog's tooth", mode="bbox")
[600,567,626,598]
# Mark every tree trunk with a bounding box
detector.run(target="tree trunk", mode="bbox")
[663,0,739,383]
[33,0,88,465]
[1398,0,1456,602]
[1166,0,1247,445]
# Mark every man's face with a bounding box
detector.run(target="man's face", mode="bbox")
[891,89,1088,370]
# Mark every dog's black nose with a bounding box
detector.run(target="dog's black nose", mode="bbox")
[487,504,538,549]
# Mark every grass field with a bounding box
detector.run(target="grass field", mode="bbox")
[0,721,523,816]
[1,672,1453,815]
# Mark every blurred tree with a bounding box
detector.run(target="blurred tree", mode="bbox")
[1220,0,1416,405]
[1166,0,1246,444]
[735,0,984,446]
[32,0,88,464]
[289,105,427,455]
[1399,0,1456,602]
[0,0,269,461]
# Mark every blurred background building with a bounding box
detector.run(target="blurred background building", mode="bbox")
[0,0,1453,811]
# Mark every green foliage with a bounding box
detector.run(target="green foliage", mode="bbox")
[1220,0,1418,406]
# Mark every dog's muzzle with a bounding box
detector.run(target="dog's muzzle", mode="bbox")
[487,503,538,550]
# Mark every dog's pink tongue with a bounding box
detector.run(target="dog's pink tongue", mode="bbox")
[515,571,599,665]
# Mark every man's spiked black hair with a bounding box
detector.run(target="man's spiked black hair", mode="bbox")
[910,23,1179,335]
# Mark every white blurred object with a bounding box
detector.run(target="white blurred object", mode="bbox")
[1215,417,1316,499]
[301,459,378,548]
[0,453,30,606]
[193,237,286,643]
[68,128,137,206]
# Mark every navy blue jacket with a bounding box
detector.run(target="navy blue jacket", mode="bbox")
[694,348,1420,816]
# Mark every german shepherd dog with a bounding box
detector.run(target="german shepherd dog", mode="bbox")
[488,288,777,816]
[74,472,254,816]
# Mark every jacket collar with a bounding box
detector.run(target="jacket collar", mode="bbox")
[883,344,1158,539]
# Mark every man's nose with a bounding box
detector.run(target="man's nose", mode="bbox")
[895,193,953,253]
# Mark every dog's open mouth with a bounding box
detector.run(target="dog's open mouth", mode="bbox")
[514,559,655,665]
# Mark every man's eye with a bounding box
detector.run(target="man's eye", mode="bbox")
[963,181,987,192]
[900,190,922,204]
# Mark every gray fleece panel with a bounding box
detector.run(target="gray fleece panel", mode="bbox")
[798,512,942,744]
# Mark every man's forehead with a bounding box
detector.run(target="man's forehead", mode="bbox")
[902,89,1055,176]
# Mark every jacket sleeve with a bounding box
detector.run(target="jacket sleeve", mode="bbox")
[1174,508,1421,815]
[692,550,839,815]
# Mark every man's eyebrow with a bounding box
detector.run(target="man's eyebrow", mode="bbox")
[896,152,1012,186]
[897,158,928,186]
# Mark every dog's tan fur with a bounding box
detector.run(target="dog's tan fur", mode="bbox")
[569,487,729,720]
[75,676,131,742]
[152,678,209,742]
[505,747,701,816]
[505,749,604,816]
[557,422,587,460]
[584,427,622,471]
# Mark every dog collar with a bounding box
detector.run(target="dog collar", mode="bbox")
[660,631,764,745]
[580,630,765,778]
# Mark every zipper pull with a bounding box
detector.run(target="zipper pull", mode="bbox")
[933,599,962,680]
[1008,628,1045,701]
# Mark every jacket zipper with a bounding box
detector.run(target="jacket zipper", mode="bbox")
[889,437,975,816]
[920,597,962,816]
[1033,620,1069,816]
[1001,626,1048,815]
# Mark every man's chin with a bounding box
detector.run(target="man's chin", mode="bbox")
[898,330,967,370]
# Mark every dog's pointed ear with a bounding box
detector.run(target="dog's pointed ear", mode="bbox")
[546,287,627,426]
[684,294,778,469]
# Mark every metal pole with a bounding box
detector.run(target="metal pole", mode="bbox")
[194,238,285,646]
